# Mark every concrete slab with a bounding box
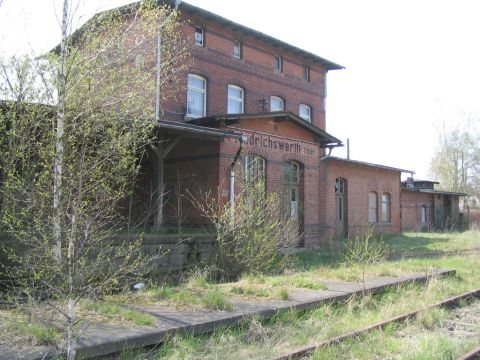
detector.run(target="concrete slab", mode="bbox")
[0,269,455,359]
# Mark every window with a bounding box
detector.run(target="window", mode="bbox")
[233,40,242,59]
[245,154,265,184]
[299,104,311,122]
[227,85,244,114]
[275,55,282,72]
[421,205,427,224]
[270,96,284,111]
[368,192,378,223]
[285,161,300,184]
[187,74,206,118]
[303,65,310,82]
[382,193,391,222]
[195,26,204,46]
[335,178,345,194]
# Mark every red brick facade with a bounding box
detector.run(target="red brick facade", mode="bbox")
[159,4,340,131]
[122,1,465,246]
[319,158,402,244]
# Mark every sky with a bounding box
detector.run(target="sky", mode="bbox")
[1,0,480,179]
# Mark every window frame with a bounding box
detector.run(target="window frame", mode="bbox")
[303,65,310,82]
[194,26,204,46]
[421,205,427,224]
[233,40,242,59]
[299,104,312,122]
[245,154,266,184]
[187,74,207,118]
[368,192,378,223]
[270,96,284,112]
[381,193,391,223]
[227,84,244,114]
[274,54,283,72]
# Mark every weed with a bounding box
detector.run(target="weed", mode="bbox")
[277,287,289,300]
[201,290,233,311]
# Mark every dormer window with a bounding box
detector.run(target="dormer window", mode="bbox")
[195,26,204,46]
[274,55,282,72]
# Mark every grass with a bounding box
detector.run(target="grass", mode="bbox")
[82,301,156,326]
[138,243,480,359]
[4,230,480,357]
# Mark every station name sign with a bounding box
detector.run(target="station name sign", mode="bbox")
[248,134,316,156]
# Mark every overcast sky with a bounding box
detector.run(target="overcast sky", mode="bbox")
[1,0,480,179]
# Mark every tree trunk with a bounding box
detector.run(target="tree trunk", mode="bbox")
[53,0,69,260]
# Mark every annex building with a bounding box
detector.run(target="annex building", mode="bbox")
[103,1,466,246]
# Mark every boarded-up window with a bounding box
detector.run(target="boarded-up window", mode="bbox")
[368,192,377,223]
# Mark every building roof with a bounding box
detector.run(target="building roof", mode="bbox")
[176,1,344,71]
[402,187,468,197]
[56,1,343,71]
[186,111,343,147]
[322,156,414,173]
[157,119,245,141]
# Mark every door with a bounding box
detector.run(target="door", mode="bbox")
[335,178,346,239]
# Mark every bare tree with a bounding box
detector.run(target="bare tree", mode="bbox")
[0,1,189,358]
[430,113,480,203]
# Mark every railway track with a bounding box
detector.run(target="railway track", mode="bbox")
[273,288,480,360]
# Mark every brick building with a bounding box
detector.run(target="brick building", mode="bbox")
[400,179,466,231]
[87,1,465,246]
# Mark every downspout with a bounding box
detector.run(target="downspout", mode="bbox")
[230,136,247,223]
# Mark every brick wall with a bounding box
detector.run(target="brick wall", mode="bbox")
[320,159,402,244]
[161,14,328,130]
[218,116,323,247]
[400,189,434,231]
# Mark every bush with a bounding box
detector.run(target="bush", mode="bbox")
[193,181,300,281]
[344,223,389,291]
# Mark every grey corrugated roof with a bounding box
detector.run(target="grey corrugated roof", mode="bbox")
[322,156,414,173]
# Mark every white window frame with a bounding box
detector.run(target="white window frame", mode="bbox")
[299,104,312,122]
[195,26,204,46]
[227,85,244,114]
[382,193,391,223]
[245,154,265,184]
[187,74,206,118]
[275,55,282,72]
[270,96,284,111]
[233,40,242,59]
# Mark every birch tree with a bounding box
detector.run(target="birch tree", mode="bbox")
[430,115,480,202]
[0,1,189,358]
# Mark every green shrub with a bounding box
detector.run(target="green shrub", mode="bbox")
[192,180,301,281]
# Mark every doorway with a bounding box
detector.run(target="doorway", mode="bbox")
[335,178,347,239]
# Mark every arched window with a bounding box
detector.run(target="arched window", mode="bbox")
[187,74,206,118]
[270,96,284,111]
[245,154,265,184]
[421,205,427,224]
[368,192,378,223]
[382,193,391,222]
[285,161,300,220]
[299,104,312,122]
[227,85,244,114]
